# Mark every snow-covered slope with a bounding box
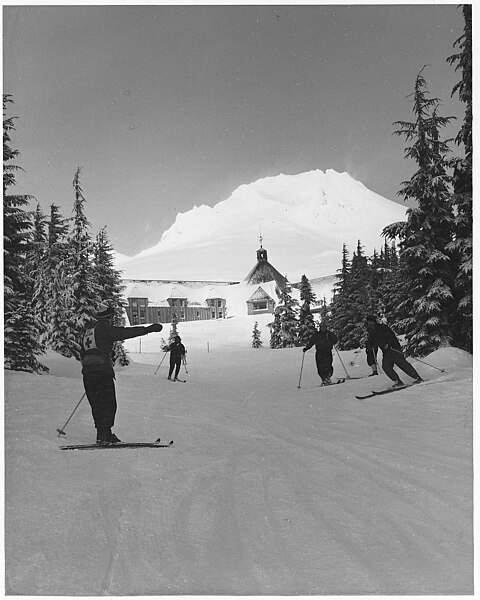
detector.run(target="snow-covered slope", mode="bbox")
[117,169,407,281]
[4,327,473,595]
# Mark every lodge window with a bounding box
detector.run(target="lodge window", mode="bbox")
[253,302,267,310]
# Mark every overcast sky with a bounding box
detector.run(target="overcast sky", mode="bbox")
[3,2,465,256]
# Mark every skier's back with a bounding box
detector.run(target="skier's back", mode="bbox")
[81,303,163,444]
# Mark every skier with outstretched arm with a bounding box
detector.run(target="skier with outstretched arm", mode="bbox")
[80,303,163,445]
[303,321,338,385]
[364,314,422,387]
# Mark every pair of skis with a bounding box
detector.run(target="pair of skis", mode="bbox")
[61,438,174,451]
[355,381,425,400]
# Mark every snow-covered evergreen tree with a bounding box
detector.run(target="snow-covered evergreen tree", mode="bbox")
[297,275,317,345]
[269,311,282,349]
[252,321,262,348]
[446,4,472,352]
[274,282,299,348]
[329,244,357,349]
[40,204,72,355]
[62,168,100,359]
[93,226,129,366]
[3,94,48,373]
[384,68,456,356]
[371,240,401,321]
[25,203,49,350]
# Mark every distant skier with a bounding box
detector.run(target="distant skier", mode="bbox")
[364,314,422,387]
[303,321,338,385]
[167,335,186,381]
[80,303,163,445]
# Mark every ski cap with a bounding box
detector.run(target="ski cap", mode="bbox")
[96,303,114,319]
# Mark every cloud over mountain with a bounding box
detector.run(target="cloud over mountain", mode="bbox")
[116,169,407,282]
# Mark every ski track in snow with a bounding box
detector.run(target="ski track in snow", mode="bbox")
[4,345,473,595]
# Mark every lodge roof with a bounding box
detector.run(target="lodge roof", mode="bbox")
[247,286,274,302]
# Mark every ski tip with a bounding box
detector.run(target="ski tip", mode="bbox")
[154,438,174,446]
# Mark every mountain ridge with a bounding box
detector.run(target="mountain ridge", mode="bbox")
[116,169,407,282]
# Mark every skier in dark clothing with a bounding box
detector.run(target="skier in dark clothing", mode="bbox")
[303,322,338,385]
[167,335,186,381]
[80,303,163,445]
[365,315,422,387]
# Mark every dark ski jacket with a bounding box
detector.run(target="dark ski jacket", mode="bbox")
[168,341,186,360]
[365,323,402,355]
[81,320,157,375]
[304,329,338,354]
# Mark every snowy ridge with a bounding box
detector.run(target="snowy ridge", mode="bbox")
[117,169,407,281]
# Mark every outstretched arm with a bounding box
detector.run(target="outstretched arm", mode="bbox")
[107,323,163,342]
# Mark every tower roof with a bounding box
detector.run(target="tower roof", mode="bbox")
[244,238,287,287]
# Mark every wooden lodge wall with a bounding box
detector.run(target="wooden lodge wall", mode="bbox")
[126,297,226,325]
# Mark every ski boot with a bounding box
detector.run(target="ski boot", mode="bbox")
[96,428,122,446]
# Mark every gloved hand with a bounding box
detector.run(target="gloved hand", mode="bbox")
[303,347,308,353]
[146,323,163,333]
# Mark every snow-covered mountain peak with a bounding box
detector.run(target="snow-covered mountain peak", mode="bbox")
[117,169,407,281]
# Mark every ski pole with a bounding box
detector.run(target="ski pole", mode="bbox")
[390,347,446,373]
[182,356,189,374]
[57,392,86,437]
[297,352,305,389]
[334,346,350,379]
[154,352,168,375]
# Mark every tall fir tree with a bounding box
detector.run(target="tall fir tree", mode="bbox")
[62,168,100,359]
[93,226,129,365]
[297,275,317,345]
[345,240,377,345]
[25,204,49,350]
[40,204,73,355]
[384,68,456,356]
[3,94,48,373]
[329,244,358,349]
[274,281,299,348]
[269,311,282,349]
[446,4,472,351]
